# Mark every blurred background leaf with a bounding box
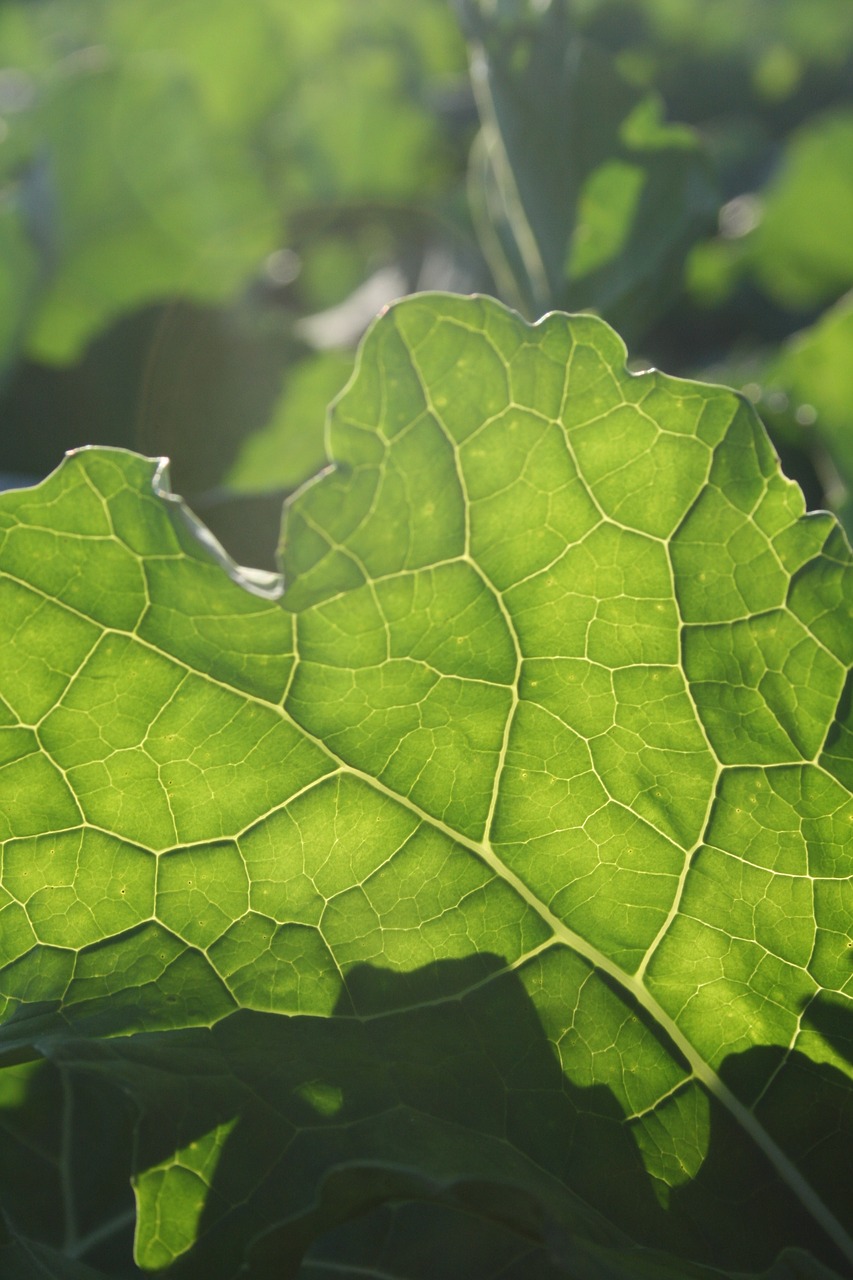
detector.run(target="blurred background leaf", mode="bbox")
[458,0,717,342]
[0,0,475,561]
[0,1059,138,1276]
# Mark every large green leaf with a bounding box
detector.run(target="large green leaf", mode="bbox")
[0,295,852,1278]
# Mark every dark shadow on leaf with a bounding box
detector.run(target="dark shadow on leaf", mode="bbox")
[22,955,853,1280]
[820,668,853,791]
[294,1198,569,1280]
[0,1058,137,1276]
[670,1005,853,1276]
[801,991,853,1070]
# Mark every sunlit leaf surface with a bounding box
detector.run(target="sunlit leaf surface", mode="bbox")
[0,295,851,1279]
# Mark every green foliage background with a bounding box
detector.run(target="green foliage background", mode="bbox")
[2,2,853,1278]
[2,0,853,556]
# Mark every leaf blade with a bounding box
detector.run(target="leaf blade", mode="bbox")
[0,296,851,1276]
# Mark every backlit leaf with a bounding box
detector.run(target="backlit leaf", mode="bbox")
[0,295,851,1278]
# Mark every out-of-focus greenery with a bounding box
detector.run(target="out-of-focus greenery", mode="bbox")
[2,0,853,565]
[0,0,473,563]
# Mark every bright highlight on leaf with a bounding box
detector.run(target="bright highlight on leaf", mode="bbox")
[0,294,851,1279]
